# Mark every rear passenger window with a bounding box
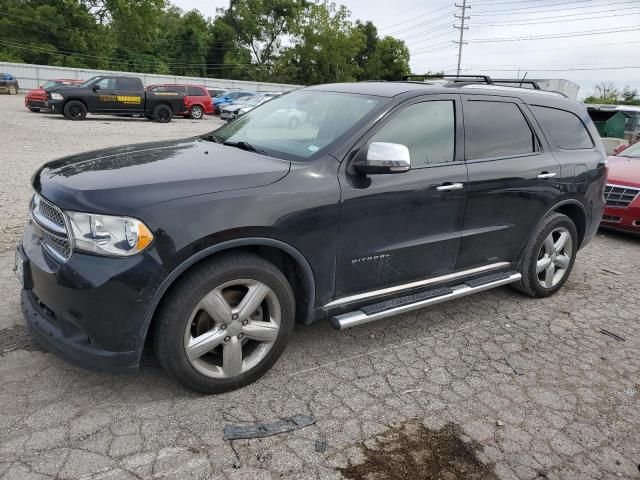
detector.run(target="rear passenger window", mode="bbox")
[465,100,538,159]
[370,101,455,167]
[187,86,206,96]
[116,77,141,90]
[531,106,594,150]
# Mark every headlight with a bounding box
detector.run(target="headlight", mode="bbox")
[66,212,154,256]
[50,93,63,100]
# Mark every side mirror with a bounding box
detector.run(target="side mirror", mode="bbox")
[352,142,411,175]
[92,85,100,91]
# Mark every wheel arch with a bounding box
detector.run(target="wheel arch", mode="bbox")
[138,237,316,355]
[549,199,587,248]
[62,97,88,111]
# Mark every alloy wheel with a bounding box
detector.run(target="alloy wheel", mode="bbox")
[536,227,572,288]
[191,106,203,119]
[183,279,281,379]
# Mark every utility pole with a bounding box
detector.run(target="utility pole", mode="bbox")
[454,0,470,76]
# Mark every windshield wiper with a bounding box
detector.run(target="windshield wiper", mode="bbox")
[223,140,268,156]
[202,133,221,143]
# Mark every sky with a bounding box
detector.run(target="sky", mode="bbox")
[172,0,640,98]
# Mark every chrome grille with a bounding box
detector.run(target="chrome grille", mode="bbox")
[604,184,640,207]
[30,194,72,262]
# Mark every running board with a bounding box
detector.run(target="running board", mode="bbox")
[329,271,521,330]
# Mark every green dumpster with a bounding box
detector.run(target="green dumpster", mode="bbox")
[587,109,626,139]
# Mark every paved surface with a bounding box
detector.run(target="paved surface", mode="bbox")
[1,94,639,479]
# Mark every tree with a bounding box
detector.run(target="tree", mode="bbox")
[584,83,640,106]
[363,36,410,81]
[274,1,364,85]
[354,20,378,76]
[224,0,305,75]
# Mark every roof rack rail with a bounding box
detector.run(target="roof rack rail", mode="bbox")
[402,74,547,90]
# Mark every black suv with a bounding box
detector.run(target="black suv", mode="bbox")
[16,79,607,393]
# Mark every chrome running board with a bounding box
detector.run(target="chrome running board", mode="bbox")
[329,271,521,330]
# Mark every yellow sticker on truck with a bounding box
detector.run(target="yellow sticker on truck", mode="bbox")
[98,95,142,104]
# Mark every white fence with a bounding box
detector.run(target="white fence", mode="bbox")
[0,61,299,92]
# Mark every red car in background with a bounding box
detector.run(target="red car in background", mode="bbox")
[145,84,213,119]
[25,79,83,112]
[601,139,640,234]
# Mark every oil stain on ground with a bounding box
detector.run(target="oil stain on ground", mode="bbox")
[340,420,498,480]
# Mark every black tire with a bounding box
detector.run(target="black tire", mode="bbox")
[63,100,87,120]
[8,86,17,95]
[153,253,295,394]
[152,104,172,123]
[189,105,204,119]
[29,107,40,112]
[511,213,578,298]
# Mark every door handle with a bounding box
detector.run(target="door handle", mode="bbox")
[537,172,557,179]
[436,182,464,192]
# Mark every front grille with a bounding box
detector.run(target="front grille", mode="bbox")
[30,194,72,262]
[604,184,640,207]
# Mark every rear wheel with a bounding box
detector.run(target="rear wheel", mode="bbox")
[8,86,17,95]
[152,104,172,123]
[512,213,578,298]
[153,253,295,393]
[189,105,204,119]
[63,100,87,120]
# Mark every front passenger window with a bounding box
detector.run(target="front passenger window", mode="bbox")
[370,101,455,167]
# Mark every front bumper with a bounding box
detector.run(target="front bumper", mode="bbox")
[25,98,47,109]
[19,222,166,373]
[45,99,63,113]
[601,203,640,234]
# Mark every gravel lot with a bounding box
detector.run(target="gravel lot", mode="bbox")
[1,94,639,480]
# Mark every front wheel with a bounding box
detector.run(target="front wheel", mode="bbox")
[153,253,295,393]
[512,212,578,298]
[63,100,87,120]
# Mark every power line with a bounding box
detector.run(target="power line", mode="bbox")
[385,12,453,36]
[379,4,452,31]
[454,0,470,76]
[473,0,639,16]
[464,65,640,72]
[465,40,640,56]
[470,26,640,43]
[470,7,640,26]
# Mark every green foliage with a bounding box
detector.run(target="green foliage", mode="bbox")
[585,82,640,106]
[0,0,415,84]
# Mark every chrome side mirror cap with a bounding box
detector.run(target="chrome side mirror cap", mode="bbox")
[353,142,411,175]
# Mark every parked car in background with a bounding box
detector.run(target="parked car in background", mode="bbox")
[0,73,19,94]
[25,79,84,112]
[212,90,255,114]
[146,84,213,119]
[46,75,186,122]
[600,139,640,234]
[219,93,281,121]
[207,88,227,98]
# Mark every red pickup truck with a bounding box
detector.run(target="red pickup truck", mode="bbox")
[25,79,83,112]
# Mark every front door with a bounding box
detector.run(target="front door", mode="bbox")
[90,77,119,112]
[455,95,562,270]
[335,95,468,298]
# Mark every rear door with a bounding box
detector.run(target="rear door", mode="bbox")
[456,94,561,270]
[113,77,144,113]
[335,94,468,298]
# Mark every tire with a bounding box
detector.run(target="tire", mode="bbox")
[189,105,204,119]
[152,104,172,123]
[29,107,40,112]
[153,253,295,394]
[511,213,578,298]
[8,86,17,95]
[63,100,87,120]
[288,116,300,129]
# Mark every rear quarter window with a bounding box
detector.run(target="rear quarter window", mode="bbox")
[187,86,206,96]
[531,105,594,150]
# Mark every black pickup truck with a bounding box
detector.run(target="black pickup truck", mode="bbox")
[46,75,185,122]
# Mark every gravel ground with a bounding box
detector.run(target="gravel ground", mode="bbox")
[1,94,639,480]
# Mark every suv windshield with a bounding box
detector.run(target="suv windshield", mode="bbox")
[620,142,640,158]
[206,90,383,161]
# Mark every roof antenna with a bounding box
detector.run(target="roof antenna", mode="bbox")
[519,72,528,88]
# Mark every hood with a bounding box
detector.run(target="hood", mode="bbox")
[33,138,291,214]
[607,155,640,188]
[46,85,91,96]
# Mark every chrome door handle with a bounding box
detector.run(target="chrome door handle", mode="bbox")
[537,172,557,179]
[436,183,464,191]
